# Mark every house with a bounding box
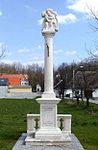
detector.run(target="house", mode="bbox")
[0,78,8,86]
[0,74,32,94]
[0,74,34,98]
[0,74,28,86]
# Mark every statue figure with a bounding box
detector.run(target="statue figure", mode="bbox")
[42,8,58,32]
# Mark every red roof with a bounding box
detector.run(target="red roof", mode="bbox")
[0,74,28,86]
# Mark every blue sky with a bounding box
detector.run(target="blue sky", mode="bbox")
[0,0,98,67]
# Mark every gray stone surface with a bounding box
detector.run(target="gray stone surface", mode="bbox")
[0,92,41,99]
[6,92,40,99]
[12,133,84,150]
[0,86,8,98]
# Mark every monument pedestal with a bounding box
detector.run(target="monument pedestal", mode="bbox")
[25,96,72,145]
[35,97,62,141]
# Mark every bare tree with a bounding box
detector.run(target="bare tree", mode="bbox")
[27,64,44,92]
[0,43,6,59]
[54,63,72,99]
[86,6,98,58]
[74,61,97,107]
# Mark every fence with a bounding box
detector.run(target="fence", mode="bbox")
[27,114,72,137]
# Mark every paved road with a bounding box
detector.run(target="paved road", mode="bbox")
[66,97,98,104]
[76,98,98,104]
[89,99,98,104]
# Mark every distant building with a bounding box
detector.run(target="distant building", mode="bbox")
[0,74,35,98]
[21,80,29,86]
[0,74,28,86]
[0,78,8,86]
[36,84,41,92]
[0,78,8,97]
[8,85,32,93]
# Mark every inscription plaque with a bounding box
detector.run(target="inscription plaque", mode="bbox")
[42,105,55,127]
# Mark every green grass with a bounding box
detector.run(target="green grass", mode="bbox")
[0,98,98,150]
[0,99,40,150]
[58,100,98,150]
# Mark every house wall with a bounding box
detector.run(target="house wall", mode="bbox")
[93,89,98,98]
[64,89,72,97]
[8,86,32,93]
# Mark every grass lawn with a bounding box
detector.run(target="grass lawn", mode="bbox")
[0,98,98,150]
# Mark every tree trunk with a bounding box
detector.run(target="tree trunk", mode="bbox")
[86,97,89,107]
[77,97,79,105]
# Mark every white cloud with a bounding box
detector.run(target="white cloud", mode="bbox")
[0,42,4,47]
[26,54,44,66]
[34,45,42,50]
[68,0,98,16]
[22,59,44,67]
[0,42,7,47]
[54,49,63,54]
[24,5,38,13]
[0,11,3,16]
[1,59,14,64]
[38,19,42,25]
[1,59,44,67]
[18,48,31,53]
[33,56,41,60]
[65,50,77,56]
[24,5,31,9]
[18,44,42,54]
[94,50,98,55]
[57,13,77,24]
[31,60,43,66]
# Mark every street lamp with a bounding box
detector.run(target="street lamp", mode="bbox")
[54,74,64,98]
[54,74,63,89]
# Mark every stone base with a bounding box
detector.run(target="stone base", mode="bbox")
[12,133,84,150]
[35,127,62,141]
[25,135,71,146]
[25,132,71,146]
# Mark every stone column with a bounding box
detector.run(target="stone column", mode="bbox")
[42,32,55,98]
[35,8,62,141]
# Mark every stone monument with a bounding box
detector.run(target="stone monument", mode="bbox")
[12,8,84,149]
[35,9,61,140]
[25,8,72,145]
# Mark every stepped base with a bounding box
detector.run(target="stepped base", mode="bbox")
[25,133,71,146]
[35,128,62,141]
[12,133,84,150]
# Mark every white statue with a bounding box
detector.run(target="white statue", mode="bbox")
[42,8,58,32]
